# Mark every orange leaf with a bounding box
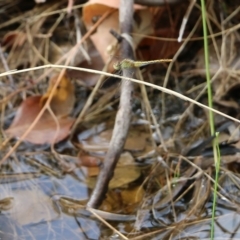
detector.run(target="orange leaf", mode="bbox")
[83,3,115,27]
[83,0,145,24]
[87,0,121,9]
[40,74,75,117]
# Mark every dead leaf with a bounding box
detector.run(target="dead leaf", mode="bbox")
[117,152,135,166]
[138,29,184,60]
[132,9,154,48]
[6,75,75,144]
[85,0,144,12]
[6,96,74,144]
[83,3,152,65]
[83,3,116,28]
[1,31,26,49]
[85,151,141,189]
[86,165,141,189]
[100,192,119,212]
[79,127,148,153]
[81,151,135,177]
[100,186,144,213]
[4,188,58,226]
[87,0,122,9]
[40,74,76,117]
[125,130,147,152]
[77,151,102,167]
[83,4,118,64]
[121,186,144,205]
[81,166,100,177]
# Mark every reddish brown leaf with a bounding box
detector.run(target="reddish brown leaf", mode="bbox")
[6,75,76,144]
[77,151,102,167]
[138,29,183,61]
[1,31,27,49]
[5,96,75,144]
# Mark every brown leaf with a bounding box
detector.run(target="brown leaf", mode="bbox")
[79,128,148,153]
[138,29,183,61]
[86,0,144,11]
[6,75,75,144]
[77,151,102,167]
[87,0,120,10]
[85,152,141,188]
[120,186,144,205]
[83,4,118,64]
[83,3,115,28]
[86,164,141,189]
[6,96,75,144]
[1,31,27,49]
[83,2,148,65]
[84,166,100,177]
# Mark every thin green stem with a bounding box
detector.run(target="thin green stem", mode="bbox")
[201,0,215,135]
[211,133,221,240]
[200,1,221,239]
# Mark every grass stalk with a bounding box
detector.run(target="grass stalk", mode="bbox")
[200,0,221,239]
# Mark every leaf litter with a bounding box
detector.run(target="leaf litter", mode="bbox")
[1,0,240,239]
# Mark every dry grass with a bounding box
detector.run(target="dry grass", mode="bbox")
[1,0,240,239]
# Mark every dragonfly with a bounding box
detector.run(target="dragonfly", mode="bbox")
[113,58,172,71]
[101,58,172,90]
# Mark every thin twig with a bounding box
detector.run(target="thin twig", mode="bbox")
[178,0,196,42]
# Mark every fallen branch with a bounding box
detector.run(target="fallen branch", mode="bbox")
[87,0,135,208]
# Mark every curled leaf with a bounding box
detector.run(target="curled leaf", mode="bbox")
[82,2,149,65]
